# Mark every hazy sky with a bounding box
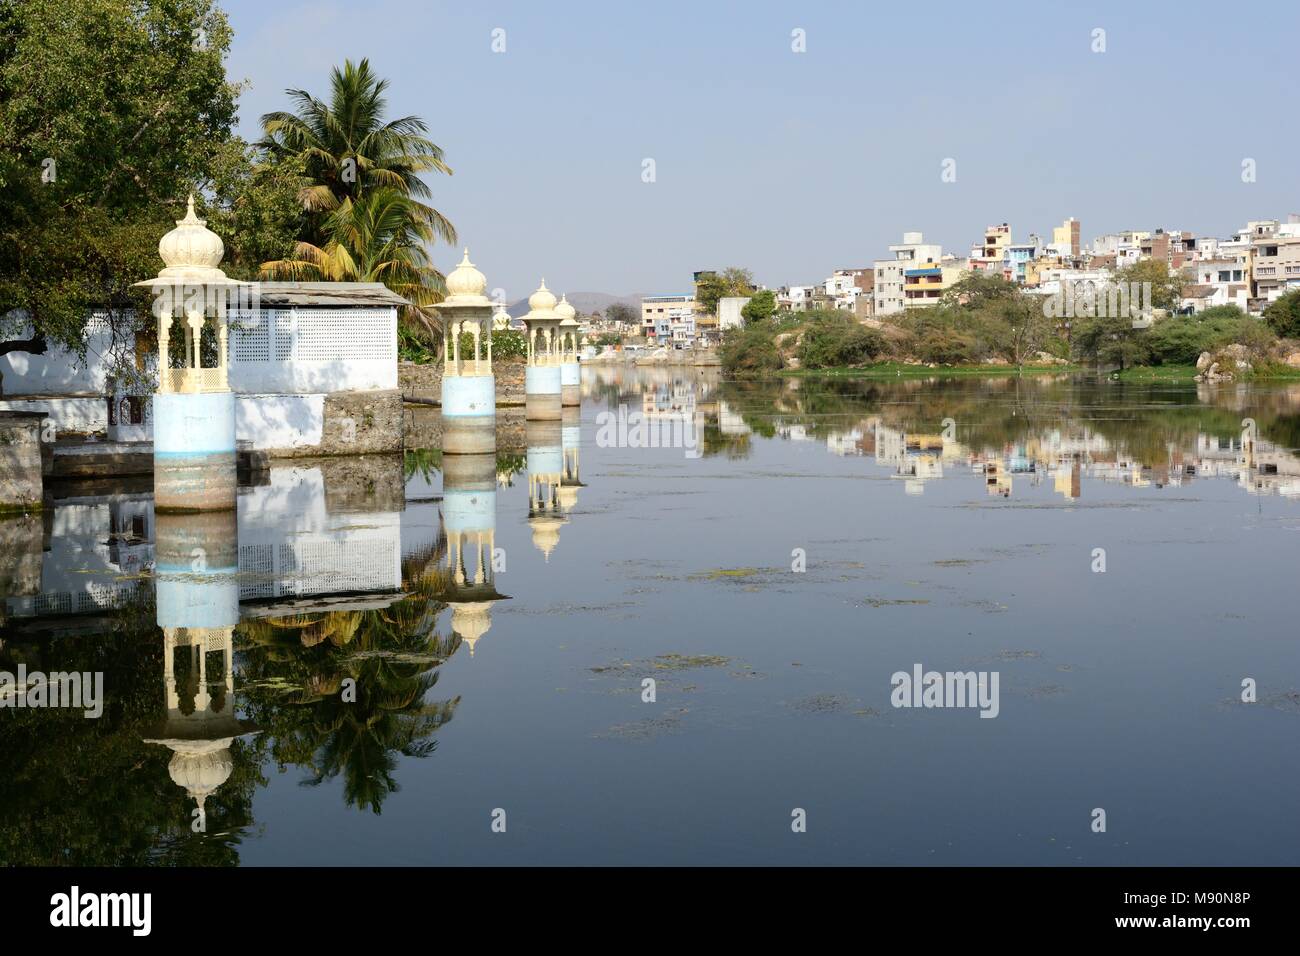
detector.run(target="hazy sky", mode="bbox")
[221,0,1299,300]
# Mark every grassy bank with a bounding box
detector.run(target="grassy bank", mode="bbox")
[779,362,1080,379]
[1112,363,1300,383]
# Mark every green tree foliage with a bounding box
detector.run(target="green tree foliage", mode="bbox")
[259,58,456,341]
[797,312,885,368]
[1144,307,1273,365]
[0,0,254,363]
[719,323,783,376]
[606,302,639,327]
[1112,259,1184,311]
[940,272,1022,309]
[741,289,776,324]
[1071,314,1150,369]
[896,292,1060,367]
[695,267,755,315]
[1263,290,1300,339]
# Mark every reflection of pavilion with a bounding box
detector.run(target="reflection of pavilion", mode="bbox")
[143,512,257,816]
[440,454,509,655]
[557,405,585,514]
[526,420,567,560]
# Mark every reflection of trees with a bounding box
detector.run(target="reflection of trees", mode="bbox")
[708,376,1300,466]
[236,560,462,815]
[0,595,259,865]
[404,447,442,484]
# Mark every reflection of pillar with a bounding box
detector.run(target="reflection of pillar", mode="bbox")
[144,511,256,814]
[440,251,496,455]
[526,420,566,560]
[440,451,508,656]
[558,404,585,513]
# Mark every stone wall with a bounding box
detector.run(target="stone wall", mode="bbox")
[399,358,527,407]
[0,412,45,512]
[402,404,526,453]
[261,389,404,458]
[0,513,43,596]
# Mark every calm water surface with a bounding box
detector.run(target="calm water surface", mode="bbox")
[4,369,1300,865]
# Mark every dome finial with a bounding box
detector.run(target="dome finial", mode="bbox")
[443,248,489,302]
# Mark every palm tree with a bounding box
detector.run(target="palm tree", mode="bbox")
[259,58,455,339]
[261,188,445,331]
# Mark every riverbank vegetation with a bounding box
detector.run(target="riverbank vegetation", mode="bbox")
[720,271,1300,382]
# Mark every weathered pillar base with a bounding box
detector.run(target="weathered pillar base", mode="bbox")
[561,362,581,406]
[441,374,496,455]
[525,366,562,421]
[153,392,237,512]
[154,511,239,628]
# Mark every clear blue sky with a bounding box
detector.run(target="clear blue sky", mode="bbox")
[221,0,1299,300]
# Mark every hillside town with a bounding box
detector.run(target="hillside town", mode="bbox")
[594,214,1300,351]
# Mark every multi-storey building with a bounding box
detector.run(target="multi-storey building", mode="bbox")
[903,256,969,307]
[874,232,943,316]
[1251,234,1300,306]
[969,223,1012,274]
[1052,217,1081,257]
[640,294,697,348]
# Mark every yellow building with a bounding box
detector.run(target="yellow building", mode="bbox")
[903,260,967,307]
[1052,217,1081,257]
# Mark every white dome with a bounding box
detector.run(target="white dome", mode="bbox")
[158,195,226,281]
[444,249,488,300]
[167,742,234,807]
[528,280,557,313]
[556,294,578,325]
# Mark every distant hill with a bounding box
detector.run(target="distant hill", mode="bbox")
[507,291,644,318]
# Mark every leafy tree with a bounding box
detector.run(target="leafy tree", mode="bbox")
[741,289,776,324]
[606,302,639,327]
[797,313,885,368]
[1112,259,1184,311]
[0,0,247,368]
[719,324,783,376]
[259,58,455,341]
[1145,308,1273,365]
[1263,290,1300,339]
[695,267,755,315]
[941,272,1021,309]
[1072,314,1151,369]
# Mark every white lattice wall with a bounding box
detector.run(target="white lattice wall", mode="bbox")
[228,306,397,393]
[238,537,400,600]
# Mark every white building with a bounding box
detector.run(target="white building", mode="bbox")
[874,232,943,316]
[0,282,403,451]
[718,296,751,330]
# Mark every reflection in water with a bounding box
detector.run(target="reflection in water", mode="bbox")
[597,368,1300,501]
[527,420,567,560]
[440,452,508,655]
[4,370,1300,864]
[145,513,257,819]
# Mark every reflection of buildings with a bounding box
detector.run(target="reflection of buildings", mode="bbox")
[143,512,257,816]
[875,424,945,494]
[3,495,151,620]
[439,453,508,655]
[764,415,1300,502]
[238,464,403,605]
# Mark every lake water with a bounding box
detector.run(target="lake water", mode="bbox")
[4,368,1300,866]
